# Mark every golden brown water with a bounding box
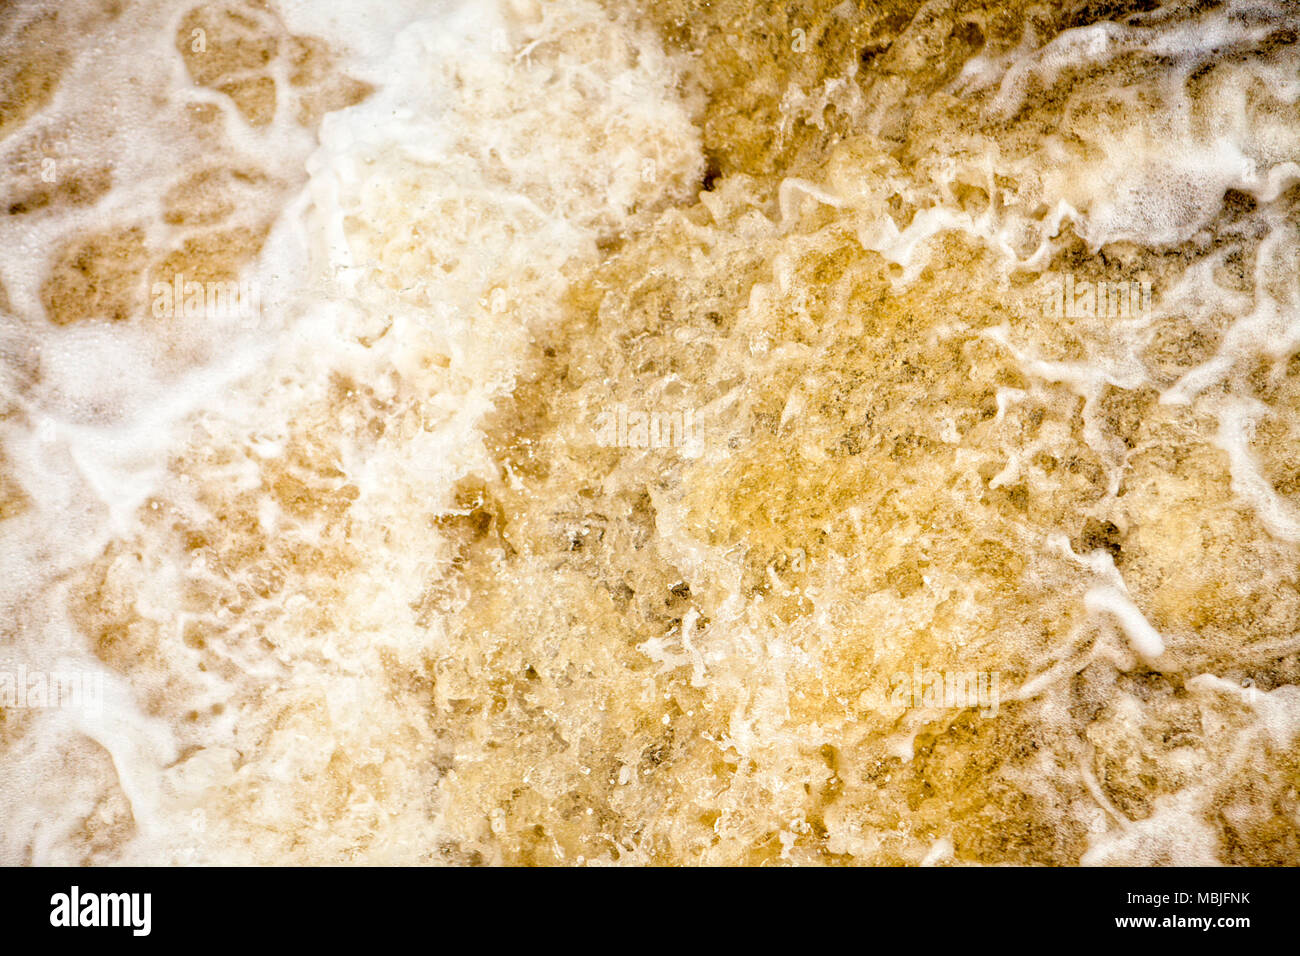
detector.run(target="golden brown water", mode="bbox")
[2,0,1299,865]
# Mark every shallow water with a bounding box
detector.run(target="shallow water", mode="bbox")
[2,0,1299,865]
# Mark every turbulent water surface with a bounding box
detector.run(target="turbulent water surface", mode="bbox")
[2,0,1300,865]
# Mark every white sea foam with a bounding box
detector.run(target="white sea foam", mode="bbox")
[3,0,702,864]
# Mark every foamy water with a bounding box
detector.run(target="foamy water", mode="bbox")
[2,0,1299,865]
